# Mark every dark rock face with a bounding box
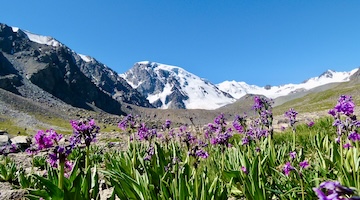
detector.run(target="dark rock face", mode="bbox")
[122,62,190,109]
[0,52,22,94]
[74,55,152,108]
[0,23,155,115]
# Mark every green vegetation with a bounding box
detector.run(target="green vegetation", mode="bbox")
[1,95,360,199]
[0,118,31,135]
[274,82,360,115]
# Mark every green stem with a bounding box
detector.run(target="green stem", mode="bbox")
[58,160,65,190]
[292,131,296,151]
[340,137,343,166]
[194,169,198,198]
[31,155,34,174]
[221,152,225,172]
[86,146,90,169]
[300,178,305,200]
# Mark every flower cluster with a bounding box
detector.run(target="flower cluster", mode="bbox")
[163,119,171,130]
[285,108,298,129]
[283,162,295,176]
[329,95,355,117]
[118,114,137,131]
[70,119,100,147]
[27,129,73,173]
[205,114,233,151]
[188,140,209,168]
[329,95,360,147]
[253,96,274,130]
[313,180,360,200]
[233,114,247,133]
[240,119,270,147]
[144,145,155,161]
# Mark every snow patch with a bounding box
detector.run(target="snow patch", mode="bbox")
[78,54,92,63]
[11,26,62,47]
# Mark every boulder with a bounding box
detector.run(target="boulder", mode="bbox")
[10,136,31,150]
[0,130,8,135]
[0,135,10,146]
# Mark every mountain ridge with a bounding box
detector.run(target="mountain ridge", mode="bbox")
[121,60,359,109]
[2,22,359,111]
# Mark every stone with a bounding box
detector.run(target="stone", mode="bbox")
[10,136,31,150]
[0,135,10,146]
[0,130,8,135]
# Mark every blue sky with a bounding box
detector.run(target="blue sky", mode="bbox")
[1,1,360,86]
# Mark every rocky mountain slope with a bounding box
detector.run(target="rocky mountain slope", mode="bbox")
[0,23,154,117]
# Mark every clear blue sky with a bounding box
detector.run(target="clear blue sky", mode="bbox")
[1,1,360,86]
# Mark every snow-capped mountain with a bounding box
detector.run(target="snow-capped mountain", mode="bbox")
[120,61,236,109]
[217,69,359,99]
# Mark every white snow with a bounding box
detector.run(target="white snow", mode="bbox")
[217,68,359,99]
[11,26,62,47]
[147,83,174,109]
[78,54,92,63]
[11,27,19,32]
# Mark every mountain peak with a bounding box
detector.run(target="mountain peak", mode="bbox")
[121,62,235,109]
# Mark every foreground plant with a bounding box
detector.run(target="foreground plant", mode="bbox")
[313,180,360,200]
[24,119,101,200]
[70,119,100,169]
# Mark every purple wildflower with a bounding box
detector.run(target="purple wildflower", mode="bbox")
[233,121,244,133]
[289,151,297,160]
[179,125,187,133]
[313,180,356,200]
[348,131,360,142]
[118,114,136,131]
[34,130,54,150]
[285,108,298,127]
[25,145,39,156]
[343,143,352,149]
[70,119,100,147]
[334,95,355,116]
[195,149,209,159]
[242,137,249,145]
[328,109,336,117]
[163,119,171,130]
[241,166,248,175]
[214,113,227,126]
[144,145,155,161]
[299,160,309,169]
[283,162,294,176]
[210,131,232,149]
[307,121,315,127]
[335,136,341,144]
[48,152,58,168]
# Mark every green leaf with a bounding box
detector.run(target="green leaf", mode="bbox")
[32,174,64,200]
